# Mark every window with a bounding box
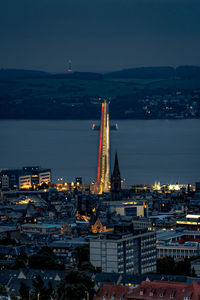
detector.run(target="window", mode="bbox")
[170,291,175,298]
[159,290,165,298]
[140,290,144,295]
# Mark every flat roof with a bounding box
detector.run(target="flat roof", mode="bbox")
[156,230,200,241]
[49,238,88,248]
[21,224,61,229]
[0,226,17,233]
[149,214,175,220]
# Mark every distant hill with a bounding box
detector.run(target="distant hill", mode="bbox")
[0,65,200,120]
[0,69,50,80]
[106,66,175,79]
[1,66,200,81]
[48,72,103,80]
[106,66,200,79]
[0,69,103,81]
[176,66,200,79]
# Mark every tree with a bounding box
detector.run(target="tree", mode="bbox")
[12,258,26,269]
[79,261,96,272]
[38,246,56,259]
[0,237,16,245]
[56,270,94,300]
[74,245,89,268]
[157,257,192,276]
[32,275,52,300]
[18,248,28,261]
[0,284,8,296]
[28,246,64,270]
[19,281,29,300]
[175,258,191,276]
[157,257,175,274]
[191,267,196,277]
[10,294,18,300]
[29,254,60,270]
[47,281,54,299]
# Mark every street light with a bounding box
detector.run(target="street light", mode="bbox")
[83,291,89,300]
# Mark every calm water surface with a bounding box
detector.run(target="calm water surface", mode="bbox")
[0,119,200,185]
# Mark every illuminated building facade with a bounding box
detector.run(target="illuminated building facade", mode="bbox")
[176,214,200,231]
[94,100,110,194]
[0,167,51,189]
[23,166,51,185]
[107,200,148,217]
[91,217,114,234]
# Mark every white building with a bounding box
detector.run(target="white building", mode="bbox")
[90,230,156,275]
[157,242,200,259]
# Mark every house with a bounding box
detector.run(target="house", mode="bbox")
[127,280,200,300]
[93,284,132,300]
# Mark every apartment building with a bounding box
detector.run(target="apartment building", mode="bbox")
[90,228,156,275]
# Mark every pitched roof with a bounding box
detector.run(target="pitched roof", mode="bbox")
[94,272,121,284]
[112,152,120,178]
[93,284,132,300]
[127,280,200,300]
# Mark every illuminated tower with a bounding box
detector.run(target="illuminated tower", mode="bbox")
[94,101,110,194]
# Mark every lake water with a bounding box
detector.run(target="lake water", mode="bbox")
[0,119,200,185]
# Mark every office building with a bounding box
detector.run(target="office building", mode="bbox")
[90,227,156,274]
[0,166,51,189]
[106,200,148,217]
[176,214,200,231]
[157,242,200,260]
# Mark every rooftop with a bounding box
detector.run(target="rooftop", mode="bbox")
[156,230,200,242]
[21,224,61,229]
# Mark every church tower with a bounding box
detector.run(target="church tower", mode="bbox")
[111,152,121,201]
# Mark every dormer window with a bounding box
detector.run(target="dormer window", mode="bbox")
[159,289,165,297]
[149,288,155,297]
[140,290,144,295]
[184,291,192,300]
[170,291,175,298]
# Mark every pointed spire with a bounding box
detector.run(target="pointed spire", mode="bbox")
[113,152,120,177]
[111,152,121,201]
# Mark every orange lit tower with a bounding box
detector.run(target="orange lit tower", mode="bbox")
[94,100,110,194]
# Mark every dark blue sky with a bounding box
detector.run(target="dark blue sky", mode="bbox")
[1,0,200,72]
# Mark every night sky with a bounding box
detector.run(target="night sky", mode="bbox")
[1,0,200,72]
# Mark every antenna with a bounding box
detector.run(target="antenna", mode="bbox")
[68,60,72,72]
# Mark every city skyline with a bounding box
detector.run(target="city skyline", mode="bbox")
[1,0,200,298]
